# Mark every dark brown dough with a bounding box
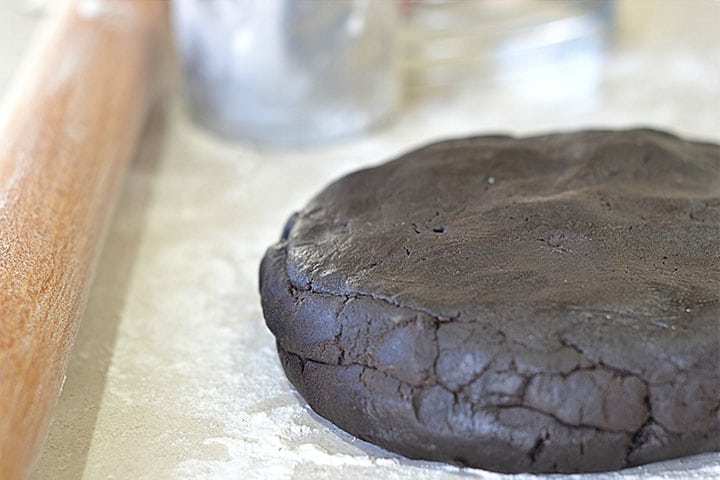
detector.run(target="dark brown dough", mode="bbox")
[259,129,720,473]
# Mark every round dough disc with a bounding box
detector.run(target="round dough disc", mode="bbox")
[259,129,720,473]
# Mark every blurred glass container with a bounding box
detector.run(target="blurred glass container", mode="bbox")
[401,0,613,102]
[171,0,400,146]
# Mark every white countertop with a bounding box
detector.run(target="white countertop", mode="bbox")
[0,1,717,479]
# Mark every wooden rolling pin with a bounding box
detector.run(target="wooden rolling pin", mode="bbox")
[0,1,166,478]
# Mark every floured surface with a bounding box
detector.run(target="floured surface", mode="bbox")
[6,0,716,479]
[32,119,720,480]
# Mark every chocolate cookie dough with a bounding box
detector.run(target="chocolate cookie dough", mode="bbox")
[259,129,720,473]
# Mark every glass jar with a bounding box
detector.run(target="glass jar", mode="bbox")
[171,0,401,146]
